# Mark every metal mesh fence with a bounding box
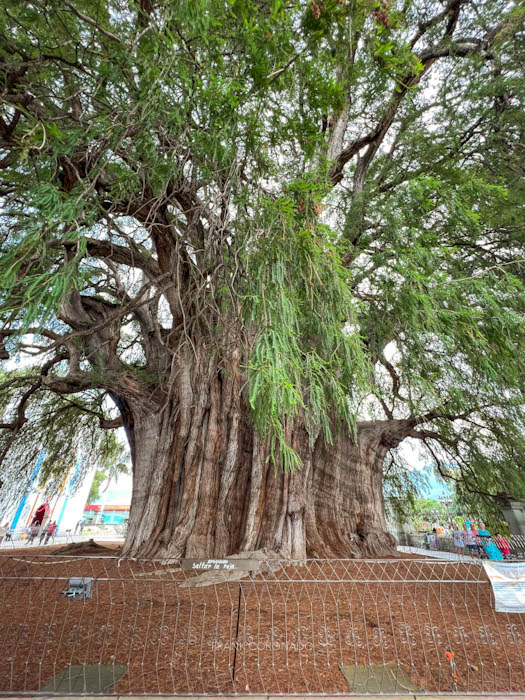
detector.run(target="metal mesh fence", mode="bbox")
[0,554,524,695]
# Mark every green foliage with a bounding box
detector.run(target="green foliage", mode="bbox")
[0,369,127,508]
[87,456,127,504]
[383,458,422,526]
[243,193,370,467]
[0,0,523,506]
[87,471,107,505]
[412,498,447,521]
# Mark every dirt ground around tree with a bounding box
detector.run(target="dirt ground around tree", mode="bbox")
[0,545,524,695]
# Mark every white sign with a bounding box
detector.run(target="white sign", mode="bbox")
[181,558,260,572]
[483,561,525,613]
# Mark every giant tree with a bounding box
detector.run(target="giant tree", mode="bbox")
[1,0,524,558]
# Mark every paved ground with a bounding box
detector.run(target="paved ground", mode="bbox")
[396,544,481,562]
[1,540,476,558]
[0,532,124,550]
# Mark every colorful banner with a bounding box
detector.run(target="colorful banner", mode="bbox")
[10,450,45,530]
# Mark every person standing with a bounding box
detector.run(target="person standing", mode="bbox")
[44,521,57,545]
[495,533,511,559]
[478,522,503,560]
[463,523,477,555]
[28,523,41,544]
[452,525,465,555]
[469,523,482,556]
[0,522,8,545]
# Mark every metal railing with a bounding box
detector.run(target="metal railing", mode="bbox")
[0,523,126,548]
[0,555,524,695]
[397,532,525,560]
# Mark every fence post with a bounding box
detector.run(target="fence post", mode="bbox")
[231,581,242,683]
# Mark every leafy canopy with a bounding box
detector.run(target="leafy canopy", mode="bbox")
[0,0,524,508]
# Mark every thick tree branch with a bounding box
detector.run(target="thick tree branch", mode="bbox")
[379,354,402,403]
[99,415,124,429]
[61,2,122,44]
[328,0,504,188]
[0,352,67,464]
[0,333,9,360]
[409,0,465,49]
[82,238,162,279]
[51,392,124,429]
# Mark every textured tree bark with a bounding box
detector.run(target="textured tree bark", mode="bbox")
[121,351,399,559]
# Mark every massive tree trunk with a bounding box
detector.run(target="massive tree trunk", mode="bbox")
[121,350,400,559]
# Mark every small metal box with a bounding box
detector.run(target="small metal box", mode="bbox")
[64,577,93,600]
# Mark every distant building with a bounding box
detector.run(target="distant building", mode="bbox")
[6,452,93,535]
[83,504,129,524]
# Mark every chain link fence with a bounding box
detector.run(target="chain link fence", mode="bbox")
[0,554,524,695]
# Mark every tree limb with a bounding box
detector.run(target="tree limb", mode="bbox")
[328,0,504,188]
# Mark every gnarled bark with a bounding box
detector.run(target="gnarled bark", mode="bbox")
[122,349,401,560]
